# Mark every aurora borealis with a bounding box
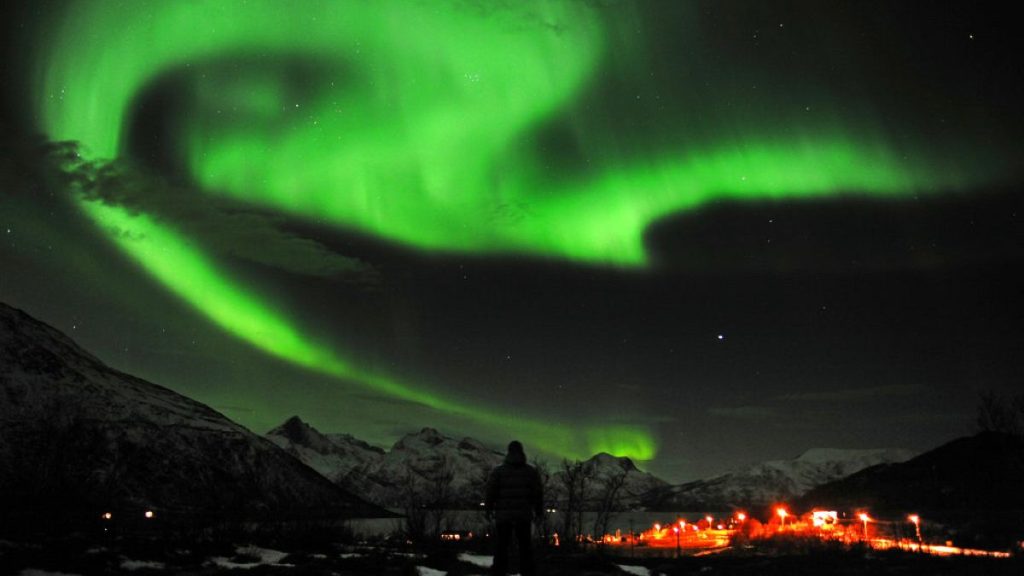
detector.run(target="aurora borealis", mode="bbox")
[2,1,1023,479]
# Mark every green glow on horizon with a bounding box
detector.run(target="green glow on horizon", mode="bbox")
[79,197,655,460]
[34,0,1003,461]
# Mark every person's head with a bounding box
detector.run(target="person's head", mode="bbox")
[507,440,524,456]
[504,440,527,464]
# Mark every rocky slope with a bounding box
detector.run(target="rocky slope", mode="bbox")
[798,433,1024,548]
[799,432,1024,512]
[0,302,383,533]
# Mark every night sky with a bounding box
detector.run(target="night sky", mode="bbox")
[1,1,1022,482]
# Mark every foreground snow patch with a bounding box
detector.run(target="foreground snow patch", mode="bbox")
[457,553,493,567]
[120,559,167,571]
[19,571,82,576]
[208,545,292,569]
[617,565,651,576]
[339,552,365,559]
[416,567,446,576]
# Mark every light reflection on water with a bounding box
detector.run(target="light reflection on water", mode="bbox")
[347,510,730,538]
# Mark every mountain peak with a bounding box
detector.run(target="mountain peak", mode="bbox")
[589,452,638,472]
[268,415,316,445]
[284,415,306,426]
[418,426,443,438]
[394,427,447,450]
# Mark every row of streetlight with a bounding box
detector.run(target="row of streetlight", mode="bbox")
[774,506,923,542]
[100,510,155,520]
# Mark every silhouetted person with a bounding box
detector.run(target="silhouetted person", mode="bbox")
[485,440,543,576]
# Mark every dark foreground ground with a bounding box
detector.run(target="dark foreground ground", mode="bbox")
[2,535,1022,576]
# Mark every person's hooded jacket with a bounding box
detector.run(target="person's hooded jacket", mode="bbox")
[485,441,543,522]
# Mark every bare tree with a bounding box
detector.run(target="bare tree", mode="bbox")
[557,459,592,547]
[398,462,428,542]
[977,390,1024,438]
[531,458,553,544]
[592,467,628,539]
[424,456,456,538]
[397,456,457,542]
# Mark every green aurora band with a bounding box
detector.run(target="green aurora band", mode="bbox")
[33,0,1002,460]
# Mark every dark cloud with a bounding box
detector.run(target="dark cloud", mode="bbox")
[707,405,777,421]
[48,141,379,285]
[781,384,929,403]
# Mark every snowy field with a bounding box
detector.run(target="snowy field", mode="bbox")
[4,537,1021,576]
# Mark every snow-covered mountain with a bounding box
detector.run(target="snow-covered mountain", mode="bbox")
[644,447,915,511]
[0,302,382,531]
[546,453,670,509]
[266,416,386,488]
[268,420,504,508]
[267,418,670,509]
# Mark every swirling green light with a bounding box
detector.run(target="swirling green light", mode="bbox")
[79,199,653,460]
[34,0,996,461]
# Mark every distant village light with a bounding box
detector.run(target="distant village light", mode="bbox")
[812,510,838,529]
[144,510,154,519]
[101,512,112,520]
[909,514,922,542]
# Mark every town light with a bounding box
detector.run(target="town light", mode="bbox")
[705,515,713,528]
[909,514,922,543]
[858,513,870,539]
[812,510,838,529]
[736,512,746,522]
[101,512,112,520]
[144,510,154,519]
[777,507,788,529]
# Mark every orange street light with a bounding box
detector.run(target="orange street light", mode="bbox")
[705,515,713,529]
[777,507,789,529]
[909,514,922,543]
[736,512,746,522]
[858,513,870,540]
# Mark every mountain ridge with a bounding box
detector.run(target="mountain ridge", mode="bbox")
[0,302,386,534]
[266,416,670,508]
[642,446,914,511]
